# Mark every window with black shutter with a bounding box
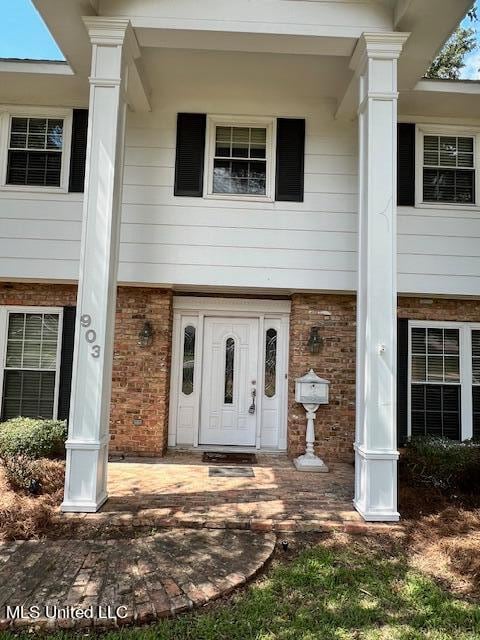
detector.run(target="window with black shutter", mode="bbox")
[174,114,305,202]
[407,322,480,442]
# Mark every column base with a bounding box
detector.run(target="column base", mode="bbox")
[294,453,329,473]
[61,439,109,513]
[354,444,399,522]
[61,492,108,513]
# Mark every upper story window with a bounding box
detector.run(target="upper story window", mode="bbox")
[0,108,74,192]
[213,126,267,196]
[205,116,275,201]
[7,117,64,187]
[418,127,478,206]
[174,113,305,202]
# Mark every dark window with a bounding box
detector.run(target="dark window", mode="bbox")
[472,330,480,440]
[182,326,195,396]
[410,326,461,440]
[224,338,235,404]
[264,328,277,398]
[2,312,60,420]
[423,135,475,204]
[7,117,64,187]
[213,126,267,195]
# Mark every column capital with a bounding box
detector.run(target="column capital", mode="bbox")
[82,17,141,60]
[350,32,410,72]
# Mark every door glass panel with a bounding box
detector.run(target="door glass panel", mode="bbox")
[264,328,277,398]
[224,337,235,404]
[182,325,195,396]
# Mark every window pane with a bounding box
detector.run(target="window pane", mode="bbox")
[411,328,426,354]
[473,387,480,440]
[231,127,249,157]
[427,328,443,354]
[444,329,459,354]
[473,330,480,385]
[423,168,474,204]
[215,127,231,157]
[411,383,460,440]
[264,328,277,398]
[458,137,474,153]
[411,355,426,382]
[10,134,27,149]
[2,370,55,420]
[427,356,443,381]
[182,326,195,396]
[8,313,25,339]
[29,118,47,134]
[46,119,63,150]
[11,117,27,134]
[444,356,460,382]
[224,338,235,404]
[250,128,267,158]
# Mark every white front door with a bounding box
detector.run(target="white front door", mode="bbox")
[200,317,259,446]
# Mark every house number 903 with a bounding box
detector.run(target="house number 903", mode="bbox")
[80,314,101,358]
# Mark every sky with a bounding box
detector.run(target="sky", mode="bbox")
[461,2,480,80]
[0,0,479,78]
[0,0,64,60]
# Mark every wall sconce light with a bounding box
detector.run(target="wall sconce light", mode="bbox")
[307,326,323,354]
[138,321,154,347]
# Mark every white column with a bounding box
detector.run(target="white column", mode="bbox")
[352,33,409,522]
[61,19,139,512]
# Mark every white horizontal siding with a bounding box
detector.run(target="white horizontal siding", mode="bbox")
[398,206,480,296]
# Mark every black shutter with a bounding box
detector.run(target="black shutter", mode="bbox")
[174,113,206,197]
[57,307,76,421]
[69,109,88,193]
[397,318,409,447]
[275,118,305,202]
[397,123,415,206]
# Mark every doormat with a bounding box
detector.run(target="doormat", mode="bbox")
[202,452,258,465]
[208,466,255,478]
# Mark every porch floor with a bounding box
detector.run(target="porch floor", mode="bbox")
[92,452,361,532]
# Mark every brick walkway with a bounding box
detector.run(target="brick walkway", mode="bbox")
[0,529,275,631]
[58,452,361,532]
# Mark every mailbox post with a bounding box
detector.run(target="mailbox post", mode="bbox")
[294,369,330,473]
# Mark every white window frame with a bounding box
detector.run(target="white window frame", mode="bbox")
[415,124,480,210]
[204,115,276,203]
[407,320,480,441]
[0,306,64,421]
[0,106,73,194]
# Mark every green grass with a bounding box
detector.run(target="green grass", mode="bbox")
[2,538,480,640]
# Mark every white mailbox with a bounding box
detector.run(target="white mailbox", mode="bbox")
[295,369,330,405]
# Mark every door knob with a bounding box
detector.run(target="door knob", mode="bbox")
[248,388,257,415]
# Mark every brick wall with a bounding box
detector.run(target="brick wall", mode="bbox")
[0,283,173,457]
[398,296,480,322]
[110,287,173,456]
[2,284,478,461]
[288,293,357,463]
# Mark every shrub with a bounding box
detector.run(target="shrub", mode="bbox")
[1,455,65,493]
[0,417,67,460]
[402,436,480,492]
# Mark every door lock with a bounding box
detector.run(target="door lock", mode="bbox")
[248,388,257,415]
